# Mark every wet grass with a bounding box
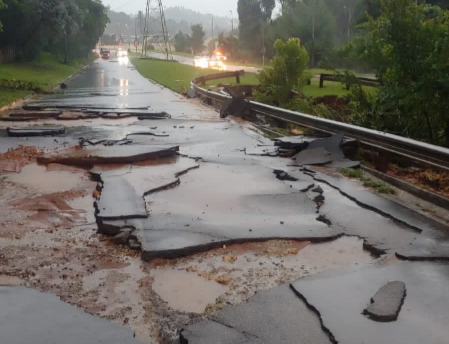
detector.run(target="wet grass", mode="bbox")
[340,167,396,194]
[341,167,364,179]
[302,79,352,98]
[0,53,96,92]
[131,54,373,98]
[205,73,259,87]
[0,90,31,108]
[362,179,396,194]
[130,56,259,94]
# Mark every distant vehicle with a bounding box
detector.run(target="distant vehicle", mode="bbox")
[117,47,128,57]
[208,57,224,70]
[193,54,210,69]
[213,50,227,61]
[101,49,110,59]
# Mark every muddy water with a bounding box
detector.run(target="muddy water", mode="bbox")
[151,268,228,313]
[149,236,374,313]
[8,163,86,193]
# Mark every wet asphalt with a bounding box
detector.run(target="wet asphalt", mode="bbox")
[1,57,449,344]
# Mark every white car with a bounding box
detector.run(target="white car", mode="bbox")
[208,57,224,70]
[117,48,128,57]
[193,55,210,69]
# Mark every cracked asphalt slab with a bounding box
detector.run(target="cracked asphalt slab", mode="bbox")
[290,262,449,344]
[0,286,144,344]
[1,56,449,344]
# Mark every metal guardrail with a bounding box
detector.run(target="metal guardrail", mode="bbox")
[191,72,449,173]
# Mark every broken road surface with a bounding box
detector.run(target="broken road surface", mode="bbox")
[1,56,449,344]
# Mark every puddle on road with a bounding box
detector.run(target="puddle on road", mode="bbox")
[8,163,86,194]
[151,268,228,313]
[149,236,374,313]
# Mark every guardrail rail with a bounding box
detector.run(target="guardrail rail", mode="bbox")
[191,71,449,175]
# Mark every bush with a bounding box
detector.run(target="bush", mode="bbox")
[255,38,310,106]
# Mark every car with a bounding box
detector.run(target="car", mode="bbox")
[117,48,128,57]
[100,49,110,59]
[193,55,210,69]
[213,50,227,61]
[208,57,224,70]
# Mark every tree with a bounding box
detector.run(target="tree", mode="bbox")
[349,0,449,146]
[256,38,310,105]
[0,0,6,33]
[190,23,205,54]
[267,0,336,66]
[174,31,191,53]
[217,32,237,57]
[238,0,273,59]
[0,0,108,62]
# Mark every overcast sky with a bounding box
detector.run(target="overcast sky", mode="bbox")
[102,0,238,17]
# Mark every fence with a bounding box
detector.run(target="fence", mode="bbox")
[0,46,17,63]
[319,73,382,89]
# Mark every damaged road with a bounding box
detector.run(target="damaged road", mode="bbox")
[1,56,449,344]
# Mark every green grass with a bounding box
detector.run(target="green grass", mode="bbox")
[341,167,364,179]
[205,73,259,87]
[131,56,258,93]
[0,53,95,92]
[131,55,375,99]
[340,167,396,194]
[362,179,396,194]
[0,90,31,108]
[302,79,352,98]
[227,61,265,68]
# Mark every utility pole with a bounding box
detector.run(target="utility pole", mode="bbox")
[312,0,316,67]
[347,0,351,40]
[207,14,214,52]
[262,19,265,66]
[135,18,137,53]
[229,10,234,59]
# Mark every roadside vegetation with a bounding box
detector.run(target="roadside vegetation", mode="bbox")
[0,53,95,108]
[340,168,396,195]
[0,0,108,108]
[0,90,30,108]
[130,56,258,94]
[152,0,449,148]
[252,0,449,148]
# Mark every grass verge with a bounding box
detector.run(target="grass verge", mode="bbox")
[0,53,95,92]
[341,167,396,194]
[0,52,95,109]
[0,90,32,108]
[130,56,258,93]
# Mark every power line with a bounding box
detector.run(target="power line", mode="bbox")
[114,0,141,11]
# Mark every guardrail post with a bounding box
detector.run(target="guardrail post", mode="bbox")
[319,74,324,88]
[376,150,390,173]
[236,72,241,84]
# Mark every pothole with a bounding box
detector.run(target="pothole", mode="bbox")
[7,163,87,193]
[149,236,375,313]
[151,268,229,313]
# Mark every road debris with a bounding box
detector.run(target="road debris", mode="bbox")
[363,281,406,322]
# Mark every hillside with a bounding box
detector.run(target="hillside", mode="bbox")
[105,7,233,38]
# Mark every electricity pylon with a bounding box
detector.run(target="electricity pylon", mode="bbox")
[142,0,173,60]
